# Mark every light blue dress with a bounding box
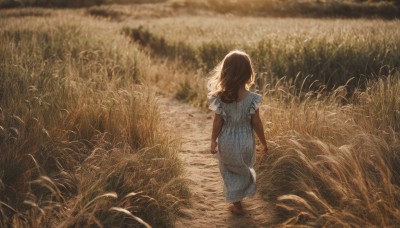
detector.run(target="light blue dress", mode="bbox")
[209,92,262,202]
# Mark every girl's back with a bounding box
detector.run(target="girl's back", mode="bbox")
[210,92,261,126]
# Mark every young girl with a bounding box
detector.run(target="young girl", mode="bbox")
[208,50,268,215]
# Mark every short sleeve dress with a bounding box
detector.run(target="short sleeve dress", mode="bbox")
[209,92,262,203]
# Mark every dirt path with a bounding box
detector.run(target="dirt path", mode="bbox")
[158,97,275,228]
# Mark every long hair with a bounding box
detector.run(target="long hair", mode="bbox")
[208,50,255,103]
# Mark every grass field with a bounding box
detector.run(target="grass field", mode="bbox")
[177,0,400,18]
[2,0,400,18]
[1,1,400,227]
[0,9,188,227]
[255,74,400,226]
[122,13,400,106]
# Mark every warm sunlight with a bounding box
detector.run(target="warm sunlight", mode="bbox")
[1,0,399,227]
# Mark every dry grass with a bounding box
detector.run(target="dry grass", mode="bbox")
[256,75,400,226]
[122,15,400,105]
[7,0,397,19]
[5,0,397,19]
[119,6,400,225]
[0,11,188,227]
[175,0,400,19]
[1,4,400,227]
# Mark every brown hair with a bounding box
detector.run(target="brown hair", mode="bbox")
[208,50,255,103]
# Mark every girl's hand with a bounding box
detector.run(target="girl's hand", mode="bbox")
[211,141,218,154]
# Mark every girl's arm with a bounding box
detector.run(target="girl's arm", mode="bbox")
[251,109,268,152]
[211,113,223,154]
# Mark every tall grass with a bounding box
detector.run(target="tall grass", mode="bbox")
[104,4,400,226]
[124,17,400,104]
[354,76,400,133]
[121,9,400,225]
[3,5,399,227]
[0,16,188,227]
[2,0,399,20]
[256,75,400,226]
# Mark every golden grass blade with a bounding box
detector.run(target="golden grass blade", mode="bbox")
[109,207,152,228]
[30,176,64,202]
[23,200,45,216]
[0,201,17,213]
[278,194,317,216]
[83,192,118,210]
[275,203,296,212]
[304,191,333,213]
[122,191,144,200]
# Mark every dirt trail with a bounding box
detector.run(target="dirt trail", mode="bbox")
[158,97,275,228]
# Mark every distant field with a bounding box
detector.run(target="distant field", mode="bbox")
[177,0,400,18]
[127,16,399,47]
[122,15,400,103]
[1,0,400,19]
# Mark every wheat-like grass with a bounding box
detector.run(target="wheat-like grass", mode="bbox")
[122,15,400,105]
[177,0,400,19]
[120,12,400,225]
[0,10,189,227]
[256,74,400,226]
[2,4,400,227]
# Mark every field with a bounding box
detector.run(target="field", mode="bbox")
[1,1,400,227]
[0,8,189,227]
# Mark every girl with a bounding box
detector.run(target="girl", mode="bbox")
[208,50,268,215]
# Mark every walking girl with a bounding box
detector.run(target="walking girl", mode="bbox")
[208,50,268,215]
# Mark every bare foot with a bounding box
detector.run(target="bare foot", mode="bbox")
[228,204,244,215]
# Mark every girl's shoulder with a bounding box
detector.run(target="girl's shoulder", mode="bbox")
[208,92,262,104]
[208,94,221,103]
[249,91,262,100]
[208,95,224,115]
[249,92,262,114]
